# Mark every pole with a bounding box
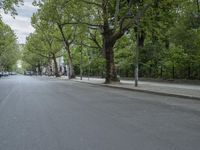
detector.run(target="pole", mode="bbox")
[80,42,83,80]
[135,19,140,87]
[128,0,139,87]
[88,57,91,81]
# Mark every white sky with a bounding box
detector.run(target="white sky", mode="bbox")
[1,0,38,44]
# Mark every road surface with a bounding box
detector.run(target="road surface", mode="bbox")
[0,75,200,150]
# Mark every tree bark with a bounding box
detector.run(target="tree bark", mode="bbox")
[196,0,200,13]
[172,64,175,79]
[188,64,191,79]
[104,45,118,84]
[160,65,163,78]
[52,54,60,77]
[57,24,75,79]
[67,54,75,79]
[198,65,200,80]
[37,63,42,76]
[102,0,119,84]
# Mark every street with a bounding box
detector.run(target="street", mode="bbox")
[0,75,200,150]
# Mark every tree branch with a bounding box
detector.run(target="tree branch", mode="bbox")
[28,48,50,59]
[69,25,77,45]
[81,0,101,8]
[60,21,103,29]
[88,31,102,49]
[112,3,151,42]
[75,42,99,49]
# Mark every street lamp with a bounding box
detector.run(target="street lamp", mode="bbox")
[135,18,140,87]
[128,0,140,87]
[88,56,91,80]
[80,41,83,80]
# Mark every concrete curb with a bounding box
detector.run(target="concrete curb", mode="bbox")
[73,80,200,101]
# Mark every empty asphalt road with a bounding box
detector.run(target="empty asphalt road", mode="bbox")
[0,75,200,150]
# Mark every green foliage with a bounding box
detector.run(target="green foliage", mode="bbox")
[23,0,200,80]
[0,0,23,16]
[115,34,134,77]
[0,20,19,71]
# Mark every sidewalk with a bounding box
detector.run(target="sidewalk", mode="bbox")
[68,77,200,100]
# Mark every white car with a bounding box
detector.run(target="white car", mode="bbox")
[3,72,9,76]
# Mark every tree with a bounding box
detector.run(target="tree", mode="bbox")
[0,20,19,71]
[170,0,200,79]
[27,0,200,82]
[27,35,62,76]
[79,0,147,83]
[33,0,80,79]
[25,22,63,77]
[0,0,23,16]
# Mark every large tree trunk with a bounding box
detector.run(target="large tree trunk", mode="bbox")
[198,65,200,80]
[52,54,60,77]
[101,0,119,84]
[57,24,75,79]
[196,0,200,12]
[160,65,163,78]
[103,29,119,84]
[172,64,175,79]
[188,64,191,79]
[67,56,75,79]
[104,45,119,84]
[37,63,42,76]
[65,42,75,79]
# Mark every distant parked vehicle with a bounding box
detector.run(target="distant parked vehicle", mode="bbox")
[3,72,9,76]
[24,71,33,76]
[9,72,17,75]
[0,71,16,77]
[0,72,2,78]
[13,72,17,75]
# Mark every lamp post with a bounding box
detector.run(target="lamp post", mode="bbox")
[80,41,83,80]
[135,18,140,87]
[127,0,139,87]
[88,56,91,80]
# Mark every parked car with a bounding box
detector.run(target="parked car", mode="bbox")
[9,72,17,75]
[3,72,9,76]
[24,71,33,76]
[12,72,17,75]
